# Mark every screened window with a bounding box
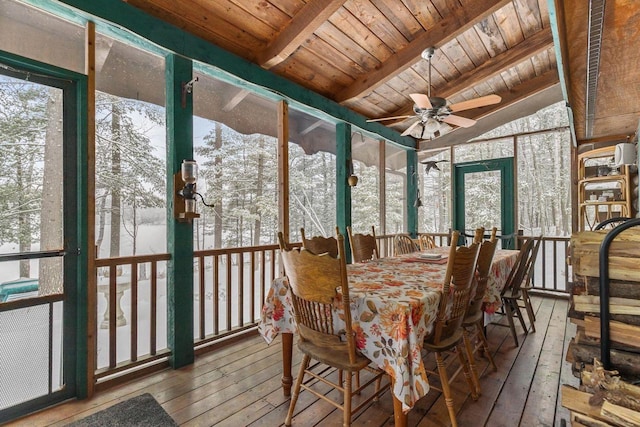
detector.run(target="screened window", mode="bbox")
[287,109,337,241]
[193,71,278,248]
[351,133,381,233]
[94,34,166,258]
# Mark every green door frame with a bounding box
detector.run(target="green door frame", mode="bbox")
[452,157,516,248]
[0,50,89,419]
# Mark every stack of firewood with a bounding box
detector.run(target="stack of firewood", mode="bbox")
[563,228,640,425]
[568,228,640,380]
[562,359,640,426]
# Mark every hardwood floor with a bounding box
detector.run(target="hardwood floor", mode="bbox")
[7,295,578,427]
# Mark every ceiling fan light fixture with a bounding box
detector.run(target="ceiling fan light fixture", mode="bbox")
[423,117,440,133]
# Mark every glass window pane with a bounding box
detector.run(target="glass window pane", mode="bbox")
[463,170,502,234]
[0,74,63,265]
[0,0,84,74]
[95,33,166,258]
[193,71,279,248]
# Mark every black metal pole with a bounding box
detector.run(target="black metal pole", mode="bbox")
[598,217,640,370]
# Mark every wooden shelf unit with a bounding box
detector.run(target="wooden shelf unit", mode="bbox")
[578,146,634,230]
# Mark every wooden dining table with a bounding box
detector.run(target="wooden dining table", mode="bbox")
[258,247,518,426]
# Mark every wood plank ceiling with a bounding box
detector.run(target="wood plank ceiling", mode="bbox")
[557,0,640,147]
[120,0,639,151]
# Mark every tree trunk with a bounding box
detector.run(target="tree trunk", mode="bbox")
[39,88,64,295]
[214,122,223,248]
[110,103,121,258]
[95,192,107,257]
[253,138,264,246]
[16,160,30,278]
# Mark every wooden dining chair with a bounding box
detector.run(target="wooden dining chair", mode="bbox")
[278,231,389,426]
[460,227,498,396]
[503,236,542,336]
[393,233,419,256]
[346,226,379,263]
[422,230,481,427]
[418,233,436,250]
[300,227,339,258]
[499,237,536,347]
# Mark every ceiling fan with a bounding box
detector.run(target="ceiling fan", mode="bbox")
[367,47,502,138]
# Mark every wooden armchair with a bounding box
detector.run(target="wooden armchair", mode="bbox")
[277,231,389,426]
[422,231,481,427]
[393,233,419,256]
[346,226,379,263]
[300,227,338,258]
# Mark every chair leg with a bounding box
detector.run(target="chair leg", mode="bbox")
[435,352,458,427]
[523,291,536,333]
[512,300,528,335]
[286,354,310,426]
[462,329,481,397]
[503,299,519,347]
[523,288,536,321]
[343,371,352,427]
[476,320,497,372]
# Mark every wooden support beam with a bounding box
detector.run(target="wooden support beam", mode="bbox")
[378,28,554,124]
[278,101,290,247]
[85,20,97,398]
[166,54,195,368]
[257,0,345,69]
[335,0,511,103]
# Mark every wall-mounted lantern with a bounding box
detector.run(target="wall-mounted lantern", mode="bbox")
[174,159,213,222]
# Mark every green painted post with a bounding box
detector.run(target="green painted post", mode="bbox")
[336,122,352,261]
[407,149,418,237]
[166,54,194,368]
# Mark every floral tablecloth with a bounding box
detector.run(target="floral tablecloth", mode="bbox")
[258,248,518,412]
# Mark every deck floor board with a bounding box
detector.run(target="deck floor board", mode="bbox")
[8,295,578,427]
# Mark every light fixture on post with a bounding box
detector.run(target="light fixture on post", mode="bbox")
[174,159,214,222]
[414,189,423,207]
[181,76,199,108]
[347,158,358,187]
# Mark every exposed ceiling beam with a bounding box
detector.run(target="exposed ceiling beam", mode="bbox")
[421,69,560,149]
[380,28,554,124]
[334,0,511,104]
[257,0,345,69]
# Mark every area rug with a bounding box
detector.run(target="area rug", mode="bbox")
[66,393,177,426]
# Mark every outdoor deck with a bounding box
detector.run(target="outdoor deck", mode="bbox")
[8,295,577,427]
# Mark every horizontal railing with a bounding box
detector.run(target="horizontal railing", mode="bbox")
[526,235,571,294]
[94,253,171,384]
[192,244,281,350]
[91,233,569,385]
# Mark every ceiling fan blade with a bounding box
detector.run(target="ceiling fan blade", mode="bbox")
[401,119,422,136]
[409,93,432,109]
[366,115,413,122]
[448,94,501,112]
[442,114,476,128]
